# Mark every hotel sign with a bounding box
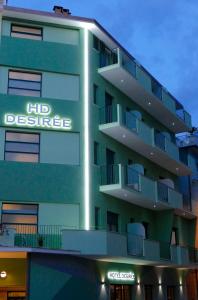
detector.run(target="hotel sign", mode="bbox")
[107,271,135,282]
[4,103,72,131]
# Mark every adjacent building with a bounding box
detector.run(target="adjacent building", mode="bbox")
[0,3,196,300]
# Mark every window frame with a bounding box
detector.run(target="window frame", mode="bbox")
[8,69,42,98]
[11,23,43,40]
[4,131,40,163]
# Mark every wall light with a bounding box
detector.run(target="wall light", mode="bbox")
[0,271,7,278]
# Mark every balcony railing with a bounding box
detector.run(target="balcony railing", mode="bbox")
[100,104,182,164]
[176,109,192,128]
[157,181,168,203]
[177,134,198,148]
[100,164,183,209]
[14,224,65,249]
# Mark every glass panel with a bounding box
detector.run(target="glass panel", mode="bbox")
[11,32,42,40]
[6,132,39,143]
[9,79,41,90]
[157,181,168,202]
[2,203,37,213]
[9,71,41,82]
[2,214,37,224]
[5,142,39,153]
[8,88,41,97]
[12,25,42,35]
[154,131,166,150]
[5,152,39,162]
[126,166,140,191]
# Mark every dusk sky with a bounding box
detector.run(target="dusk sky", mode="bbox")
[8,0,198,128]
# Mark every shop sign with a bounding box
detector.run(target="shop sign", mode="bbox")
[107,271,135,282]
[4,103,72,131]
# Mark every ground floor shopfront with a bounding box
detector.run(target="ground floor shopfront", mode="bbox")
[0,251,197,300]
[27,253,190,300]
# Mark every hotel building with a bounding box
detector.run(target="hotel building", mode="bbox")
[0,3,197,300]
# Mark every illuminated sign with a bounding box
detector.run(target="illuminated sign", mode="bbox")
[4,103,72,131]
[107,271,135,282]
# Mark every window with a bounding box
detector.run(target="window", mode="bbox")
[93,35,100,50]
[2,203,38,233]
[145,285,153,300]
[93,84,99,104]
[110,285,131,300]
[5,131,40,163]
[95,207,100,230]
[8,70,42,97]
[94,141,99,165]
[11,24,42,40]
[107,211,119,232]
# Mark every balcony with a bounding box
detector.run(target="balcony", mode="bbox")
[171,245,198,266]
[98,48,192,133]
[100,164,183,211]
[127,234,160,261]
[99,105,191,176]
[62,229,127,256]
[61,229,198,266]
[177,134,198,149]
[0,225,64,249]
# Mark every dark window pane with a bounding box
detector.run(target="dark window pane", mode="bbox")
[8,88,41,97]
[6,132,39,143]
[5,152,39,162]
[2,203,37,213]
[93,84,98,104]
[9,79,41,90]
[93,35,100,50]
[107,211,118,232]
[94,142,99,165]
[9,71,41,81]
[95,207,100,230]
[12,25,42,35]
[2,214,37,224]
[11,32,42,40]
[5,142,39,153]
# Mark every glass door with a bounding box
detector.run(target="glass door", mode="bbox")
[167,286,175,300]
[110,285,131,300]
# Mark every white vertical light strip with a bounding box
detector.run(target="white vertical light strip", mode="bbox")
[84,28,90,230]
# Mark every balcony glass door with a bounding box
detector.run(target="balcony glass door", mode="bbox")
[106,148,115,184]
[105,92,113,123]
[110,285,131,300]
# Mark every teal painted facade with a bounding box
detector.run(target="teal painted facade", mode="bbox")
[0,5,196,300]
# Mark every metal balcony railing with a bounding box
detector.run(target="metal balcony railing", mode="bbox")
[13,224,65,249]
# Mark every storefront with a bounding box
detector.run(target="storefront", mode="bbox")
[0,255,27,300]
